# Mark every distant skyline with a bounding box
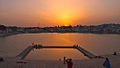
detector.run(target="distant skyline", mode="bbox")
[0,0,120,27]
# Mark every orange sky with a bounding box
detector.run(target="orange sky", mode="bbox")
[0,0,120,27]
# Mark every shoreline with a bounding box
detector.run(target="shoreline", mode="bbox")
[0,32,22,37]
[0,32,120,37]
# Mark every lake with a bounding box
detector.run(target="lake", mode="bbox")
[0,33,120,60]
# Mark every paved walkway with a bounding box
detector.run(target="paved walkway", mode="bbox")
[0,54,120,68]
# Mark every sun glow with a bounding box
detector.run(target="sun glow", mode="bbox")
[52,10,80,26]
[45,2,85,26]
[59,13,72,26]
[64,24,68,26]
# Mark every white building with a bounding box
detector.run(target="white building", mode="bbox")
[17,28,25,32]
[6,28,13,33]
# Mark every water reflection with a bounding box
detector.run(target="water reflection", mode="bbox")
[0,33,120,60]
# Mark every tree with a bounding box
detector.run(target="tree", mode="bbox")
[0,25,6,30]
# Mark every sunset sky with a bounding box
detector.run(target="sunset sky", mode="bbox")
[0,0,120,27]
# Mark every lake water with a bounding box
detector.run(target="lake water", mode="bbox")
[0,33,120,60]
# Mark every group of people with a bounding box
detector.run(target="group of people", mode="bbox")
[63,57,73,68]
[64,57,111,68]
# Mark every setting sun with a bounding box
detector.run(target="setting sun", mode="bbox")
[51,10,79,26]
[59,13,72,26]
[64,24,69,26]
[47,3,82,26]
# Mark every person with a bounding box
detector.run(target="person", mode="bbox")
[103,58,111,68]
[64,57,66,64]
[66,58,73,68]
[0,57,4,62]
[113,51,117,55]
[59,58,61,61]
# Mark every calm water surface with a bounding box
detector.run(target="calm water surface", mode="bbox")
[0,33,120,60]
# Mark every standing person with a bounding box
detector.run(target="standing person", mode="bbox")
[66,58,73,68]
[64,57,66,64]
[113,51,117,55]
[103,58,111,68]
[0,57,4,62]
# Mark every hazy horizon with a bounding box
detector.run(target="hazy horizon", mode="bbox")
[0,0,120,27]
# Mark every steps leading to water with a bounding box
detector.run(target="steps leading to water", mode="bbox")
[16,44,102,60]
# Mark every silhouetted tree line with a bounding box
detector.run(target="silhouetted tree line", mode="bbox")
[0,24,120,33]
[0,25,6,30]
